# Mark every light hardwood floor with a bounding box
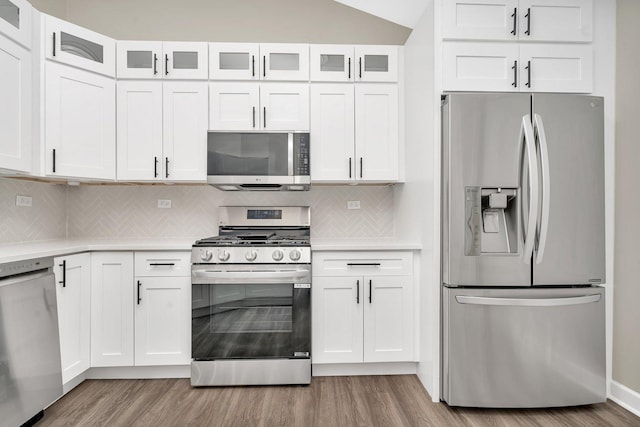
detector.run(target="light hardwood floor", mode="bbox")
[38,376,640,426]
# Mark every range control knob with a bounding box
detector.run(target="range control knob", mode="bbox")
[245,250,258,262]
[289,249,301,261]
[201,250,213,261]
[217,250,230,262]
[272,249,284,261]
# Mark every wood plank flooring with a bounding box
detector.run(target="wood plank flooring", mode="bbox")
[38,376,640,427]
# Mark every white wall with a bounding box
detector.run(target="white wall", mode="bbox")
[613,0,640,396]
[395,0,437,399]
[62,0,410,44]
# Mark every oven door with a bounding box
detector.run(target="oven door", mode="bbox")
[191,264,311,360]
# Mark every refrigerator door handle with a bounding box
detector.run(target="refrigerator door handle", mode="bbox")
[520,115,539,264]
[455,294,601,307]
[533,113,550,265]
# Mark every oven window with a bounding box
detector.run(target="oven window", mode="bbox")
[207,133,289,176]
[192,283,309,360]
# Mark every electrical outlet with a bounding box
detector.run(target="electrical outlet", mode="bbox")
[157,199,172,209]
[16,195,32,207]
[347,200,361,210]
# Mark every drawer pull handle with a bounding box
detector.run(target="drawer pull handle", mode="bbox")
[356,280,360,304]
[369,279,372,304]
[149,263,176,267]
[347,263,381,267]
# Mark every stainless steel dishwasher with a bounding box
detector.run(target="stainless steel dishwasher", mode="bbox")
[0,257,63,427]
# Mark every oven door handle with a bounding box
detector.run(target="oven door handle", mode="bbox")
[192,269,311,284]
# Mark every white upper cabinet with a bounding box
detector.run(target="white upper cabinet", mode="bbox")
[442,0,520,41]
[209,82,260,130]
[117,80,207,182]
[0,0,32,48]
[442,0,592,42]
[116,41,163,79]
[45,61,116,180]
[354,84,398,182]
[117,41,208,79]
[311,83,398,183]
[163,42,208,79]
[442,41,592,93]
[310,84,355,181]
[0,33,31,173]
[310,44,354,82]
[45,15,115,77]
[519,0,593,42]
[443,42,520,92]
[260,43,309,81]
[116,80,163,180]
[519,43,592,92]
[260,83,309,131]
[354,45,398,82]
[210,82,308,131]
[209,42,259,80]
[162,81,207,181]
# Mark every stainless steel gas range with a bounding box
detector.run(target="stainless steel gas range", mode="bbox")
[190,206,311,386]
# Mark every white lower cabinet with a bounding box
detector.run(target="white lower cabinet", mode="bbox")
[312,252,415,364]
[134,252,191,366]
[54,253,91,384]
[90,252,135,366]
[91,251,191,367]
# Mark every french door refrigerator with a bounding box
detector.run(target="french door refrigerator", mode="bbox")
[441,93,606,408]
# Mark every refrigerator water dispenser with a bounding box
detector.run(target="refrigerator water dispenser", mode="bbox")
[465,187,517,255]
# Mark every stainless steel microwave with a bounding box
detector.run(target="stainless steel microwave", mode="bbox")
[207,132,310,191]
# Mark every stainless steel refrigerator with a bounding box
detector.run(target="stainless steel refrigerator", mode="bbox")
[441,93,606,408]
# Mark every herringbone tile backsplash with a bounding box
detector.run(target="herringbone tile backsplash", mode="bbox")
[67,184,395,239]
[0,178,67,243]
[1,178,395,242]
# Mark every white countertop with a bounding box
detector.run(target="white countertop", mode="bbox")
[0,239,195,264]
[310,239,422,251]
[0,238,422,264]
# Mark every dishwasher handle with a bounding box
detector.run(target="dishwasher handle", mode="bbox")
[455,294,601,307]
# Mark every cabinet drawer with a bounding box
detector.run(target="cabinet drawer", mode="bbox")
[134,251,191,277]
[313,251,412,277]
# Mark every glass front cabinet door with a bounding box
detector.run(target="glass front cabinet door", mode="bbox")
[0,0,32,48]
[45,14,115,77]
[354,45,399,83]
[310,44,354,82]
[116,41,163,79]
[209,42,260,80]
[260,43,309,81]
[118,41,208,80]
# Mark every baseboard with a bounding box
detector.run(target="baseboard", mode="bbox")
[62,371,90,395]
[312,362,417,377]
[610,380,640,418]
[88,365,190,379]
